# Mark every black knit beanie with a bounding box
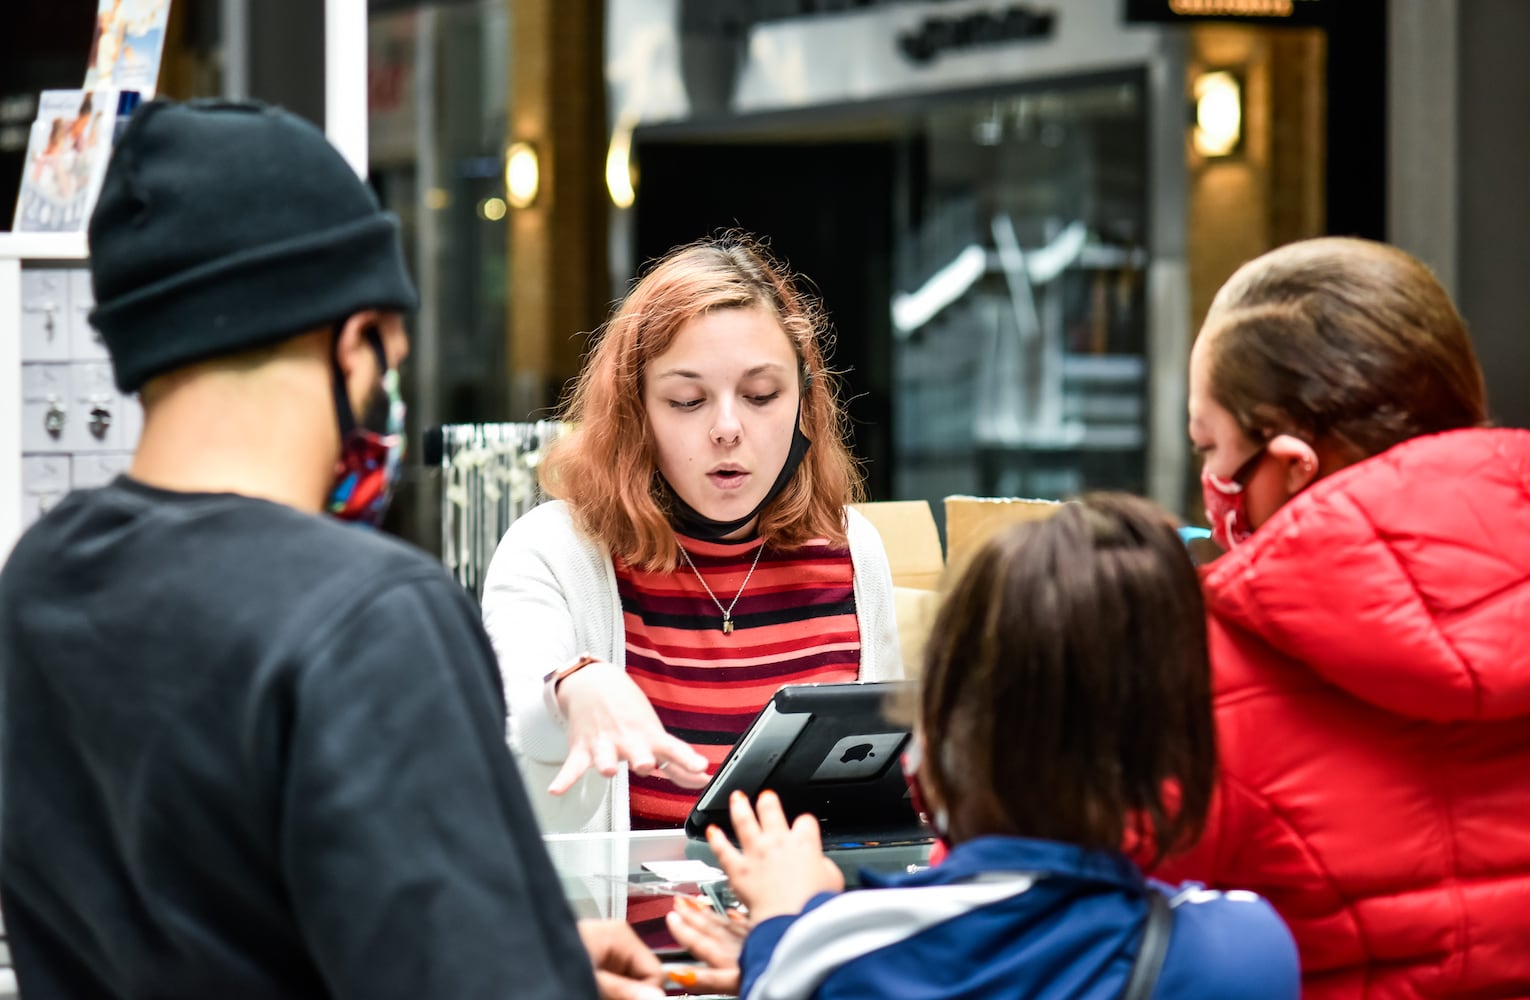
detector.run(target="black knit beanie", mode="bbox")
[88,99,419,393]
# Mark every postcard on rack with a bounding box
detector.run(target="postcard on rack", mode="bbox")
[82,0,173,98]
[12,89,125,233]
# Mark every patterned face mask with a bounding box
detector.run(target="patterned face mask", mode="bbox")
[1200,447,1266,551]
[327,328,406,528]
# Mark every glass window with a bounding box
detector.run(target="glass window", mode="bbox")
[369,0,511,555]
[894,77,1149,511]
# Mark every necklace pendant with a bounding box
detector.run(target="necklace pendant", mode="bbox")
[722,616,734,635]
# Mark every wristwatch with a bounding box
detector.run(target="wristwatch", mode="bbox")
[545,654,601,690]
[543,654,602,724]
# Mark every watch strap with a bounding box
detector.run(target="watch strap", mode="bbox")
[542,654,602,725]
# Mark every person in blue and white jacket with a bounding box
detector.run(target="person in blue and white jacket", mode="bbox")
[686,494,1300,1000]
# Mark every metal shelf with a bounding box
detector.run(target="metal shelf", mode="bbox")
[0,233,90,262]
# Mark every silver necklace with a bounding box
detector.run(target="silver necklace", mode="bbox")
[678,541,766,634]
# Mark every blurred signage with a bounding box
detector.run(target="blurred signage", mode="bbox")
[748,0,978,19]
[1123,0,1332,25]
[368,10,419,167]
[899,5,1056,63]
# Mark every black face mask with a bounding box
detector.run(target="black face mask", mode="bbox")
[661,423,813,541]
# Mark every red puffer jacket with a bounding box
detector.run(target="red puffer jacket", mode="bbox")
[1155,428,1530,998]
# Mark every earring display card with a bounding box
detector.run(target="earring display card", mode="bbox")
[64,360,121,454]
[20,269,70,362]
[21,363,72,454]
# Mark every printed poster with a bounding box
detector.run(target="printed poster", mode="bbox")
[82,0,173,98]
[12,90,121,233]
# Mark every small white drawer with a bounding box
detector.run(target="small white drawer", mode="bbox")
[20,269,70,362]
[20,454,71,532]
[71,452,133,490]
[69,269,110,362]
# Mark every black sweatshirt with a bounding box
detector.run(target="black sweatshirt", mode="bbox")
[0,478,596,999]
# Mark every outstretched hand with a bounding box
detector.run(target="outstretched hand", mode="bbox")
[550,661,710,794]
[577,919,667,1000]
[705,790,844,923]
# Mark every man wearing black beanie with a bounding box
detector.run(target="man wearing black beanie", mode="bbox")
[0,100,666,1000]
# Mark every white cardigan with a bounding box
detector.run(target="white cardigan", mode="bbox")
[480,500,904,834]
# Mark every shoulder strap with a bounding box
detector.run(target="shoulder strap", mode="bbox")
[1120,889,1174,1000]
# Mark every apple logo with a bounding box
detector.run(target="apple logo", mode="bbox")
[810,733,906,783]
[840,743,875,764]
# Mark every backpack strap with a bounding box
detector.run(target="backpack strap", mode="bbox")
[1120,889,1174,1000]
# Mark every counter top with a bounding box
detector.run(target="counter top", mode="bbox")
[545,828,931,920]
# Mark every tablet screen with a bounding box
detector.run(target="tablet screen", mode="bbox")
[686,681,928,847]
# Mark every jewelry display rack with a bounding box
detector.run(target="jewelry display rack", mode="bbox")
[426,420,569,598]
[0,232,122,560]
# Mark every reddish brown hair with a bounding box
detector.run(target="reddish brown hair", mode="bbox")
[540,234,862,570]
[918,493,1214,865]
[1203,237,1487,458]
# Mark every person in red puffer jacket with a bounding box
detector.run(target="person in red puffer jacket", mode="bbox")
[1156,236,1530,997]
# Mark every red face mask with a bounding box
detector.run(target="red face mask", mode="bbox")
[901,740,948,845]
[1201,447,1266,551]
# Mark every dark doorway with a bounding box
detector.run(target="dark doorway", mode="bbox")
[632,139,898,500]
[0,2,99,229]
[1323,0,1387,240]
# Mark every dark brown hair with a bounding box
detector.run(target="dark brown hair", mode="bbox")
[1202,237,1487,458]
[917,493,1213,864]
[539,234,861,571]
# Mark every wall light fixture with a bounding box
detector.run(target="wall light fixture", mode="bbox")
[1193,70,1243,158]
[505,141,540,209]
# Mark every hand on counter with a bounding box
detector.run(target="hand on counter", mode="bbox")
[577,918,667,1000]
[550,661,711,795]
[664,893,748,995]
[705,790,844,923]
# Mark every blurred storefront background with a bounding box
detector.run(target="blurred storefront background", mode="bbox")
[608,0,1186,525]
[5,0,1527,556]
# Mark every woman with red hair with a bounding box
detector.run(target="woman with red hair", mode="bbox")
[482,235,901,834]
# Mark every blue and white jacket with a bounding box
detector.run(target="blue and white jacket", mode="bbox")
[738,837,1300,1000]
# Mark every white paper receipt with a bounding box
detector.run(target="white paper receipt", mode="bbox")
[641,860,726,882]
